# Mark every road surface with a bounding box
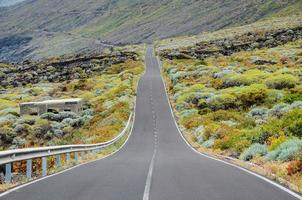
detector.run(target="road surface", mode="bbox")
[2,47,300,200]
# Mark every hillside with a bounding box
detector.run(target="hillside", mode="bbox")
[0,0,301,62]
[157,18,302,190]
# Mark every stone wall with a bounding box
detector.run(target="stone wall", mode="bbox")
[160,26,302,60]
[0,51,138,88]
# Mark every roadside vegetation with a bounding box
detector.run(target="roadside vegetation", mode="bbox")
[0,59,144,151]
[160,30,302,190]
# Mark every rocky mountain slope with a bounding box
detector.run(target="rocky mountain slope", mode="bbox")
[0,0,301,62]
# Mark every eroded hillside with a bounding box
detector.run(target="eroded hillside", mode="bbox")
[0,0,301,62]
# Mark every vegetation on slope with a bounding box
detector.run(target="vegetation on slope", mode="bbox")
[160,27,302,189]
[0,58,144,150]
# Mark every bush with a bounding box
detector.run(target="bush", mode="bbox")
[240,143,268,161]
[14,123,31,134]
[12,137,27,147]
[266,139,302,161]
[41,112,78,122]
[282,108,302,137]
[0,126,16,145]
[22,116,37,125]
[176,92,202,104]
[213,69,234,79]
[287,149,302,175]
[248,107,269,120]
[169,71,188,85]
[269,103,289,117]
[32,119,51,138]
[0,114,17,125]
[62,118,84,128]
[258,118,283,143]
[56,112,78,121]
[81,109,94,117]
[235,84,268,108]
[40,112,57,121]
[202,138,215,148]
[207,94,237,110]
[222,70,268,87]
[269,134,289,151]
[213,127,251,152]
[289,101,302,110]
[265,74,299,89]
[179,109,199,119]
[284,93,302,104]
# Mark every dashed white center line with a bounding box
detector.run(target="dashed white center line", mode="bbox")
[143,81,158,200]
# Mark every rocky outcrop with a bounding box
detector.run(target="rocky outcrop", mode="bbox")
[0,51,138,88]
[160,26,302,60]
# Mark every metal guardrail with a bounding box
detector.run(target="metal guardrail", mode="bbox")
[0,113,133,184]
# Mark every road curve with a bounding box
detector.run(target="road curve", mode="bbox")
[2,47,300,200]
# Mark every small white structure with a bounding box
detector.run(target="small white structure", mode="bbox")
[20,98,83,115]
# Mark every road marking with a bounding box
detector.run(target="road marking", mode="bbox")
[143,67,158,200]
[155,54,302,200]
[0,57,149,199]
[143,144,157,200]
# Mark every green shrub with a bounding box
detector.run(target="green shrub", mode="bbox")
[32,119,51,138]
[235,84,269,108]
[183,84,205,93]
[258,118,283,143]
[213,69,234,79]
[269,134,289,151]
[0,126,16,145]
[265,74,299,89]
[207,94,237,110]
[266,139,302,161]
[176,92,202,104]
[284,93,302,104]
[282,108,302,137]
[240,143,268,161]
[222,70,268,87]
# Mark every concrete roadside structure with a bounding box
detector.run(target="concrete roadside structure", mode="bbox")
[20,98,83,116]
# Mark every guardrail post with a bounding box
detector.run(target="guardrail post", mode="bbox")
[26,159,32,179]
[87,150,90,160]
[5,163,12,184]
[66,152,71,163]
[93,150,97,158]
[74,152,78,164]
[42,157,47,177]
[81,151,85,161]
[56,154,61,167]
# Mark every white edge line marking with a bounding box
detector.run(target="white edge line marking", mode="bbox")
[0,61,146,198]
[155,54,302,200]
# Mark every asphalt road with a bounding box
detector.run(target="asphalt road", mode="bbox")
[2,47,300,200]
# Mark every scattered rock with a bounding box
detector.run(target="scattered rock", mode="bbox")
[160,26,302,60]
[0,51,138,88]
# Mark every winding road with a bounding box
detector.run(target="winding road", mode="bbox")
[2,47,301,200]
